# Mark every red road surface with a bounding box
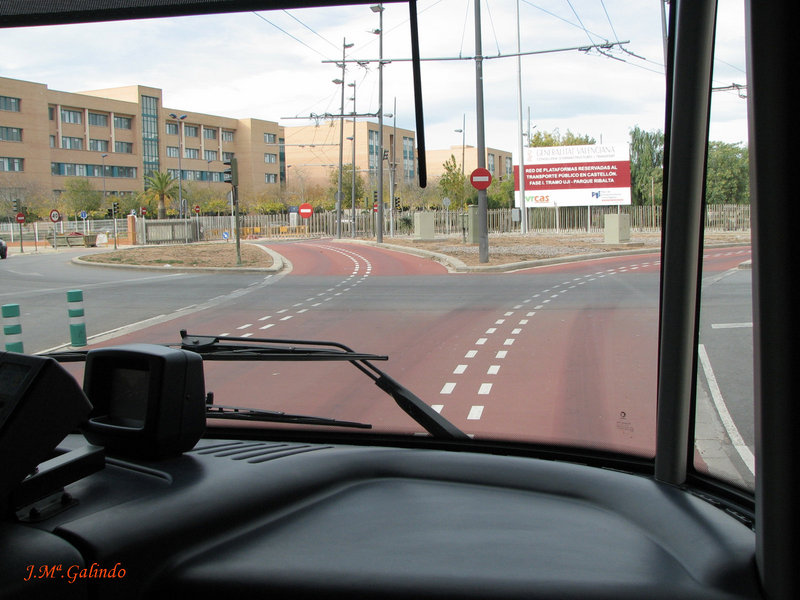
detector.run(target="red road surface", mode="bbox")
[77,242,750,454]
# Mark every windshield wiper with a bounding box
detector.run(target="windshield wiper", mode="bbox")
[206,404,370,429]
[178,330,470,441]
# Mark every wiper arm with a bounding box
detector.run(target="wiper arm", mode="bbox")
[179,331,470,441]
[207,404,370,429]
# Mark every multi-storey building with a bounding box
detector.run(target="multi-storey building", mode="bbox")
[1,76,283,210]
[282,120,417,195]
[425,145,514,183]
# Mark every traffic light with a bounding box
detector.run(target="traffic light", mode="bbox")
[394,197,400,211]
[12,199,19,212]
[112,201,119,214]
[373,190,377,202]
[223,157,238,186]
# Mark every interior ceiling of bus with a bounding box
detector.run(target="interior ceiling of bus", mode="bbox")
[0,0,386,27]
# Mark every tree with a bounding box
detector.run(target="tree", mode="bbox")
[329,164,365,209]
[629,126,664,206]
[143,171,178,219]
[438,155,468,212]
[706,141,749,204]
[60,178,102,217]
[529,128,596,147]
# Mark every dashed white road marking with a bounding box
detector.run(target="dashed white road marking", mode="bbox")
[478,383,493,395]
[453,364,468,374]
[467,406,484,420]
[440,382,457,394]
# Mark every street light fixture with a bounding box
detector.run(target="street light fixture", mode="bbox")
[168,113,187,221]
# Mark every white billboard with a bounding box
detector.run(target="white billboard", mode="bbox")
[514,144,631,207]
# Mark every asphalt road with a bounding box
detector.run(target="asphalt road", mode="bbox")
[0,240,752,483]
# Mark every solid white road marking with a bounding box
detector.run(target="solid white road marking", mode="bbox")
[698,344,755,475]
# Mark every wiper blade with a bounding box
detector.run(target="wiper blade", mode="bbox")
[179,331,470,441]
[207,404,371,429]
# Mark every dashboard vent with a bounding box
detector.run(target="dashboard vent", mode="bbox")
[190,441,331,463]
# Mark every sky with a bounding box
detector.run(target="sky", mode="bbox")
[0,0,748,164]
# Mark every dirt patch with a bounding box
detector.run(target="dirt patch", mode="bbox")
[81,243,273,269]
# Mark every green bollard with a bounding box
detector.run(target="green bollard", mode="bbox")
[1,303,24,352]
[66,289,87,347]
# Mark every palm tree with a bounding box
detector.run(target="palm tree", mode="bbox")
[143,171,177,219]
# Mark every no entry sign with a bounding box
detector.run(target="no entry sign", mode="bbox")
[299,203,313,218]
[470,168,492,190]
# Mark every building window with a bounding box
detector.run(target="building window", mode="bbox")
[264,153,277,163]
[222,130,234,142]
[369,129,379,173]
[115,141,133,154]
[61,136,84,150]
[505,156,512,176]
[264,132,276,144]
[61,109,82,124]
[203,128,217,140]
[0,96,21,112]
[204,149,218,161]
[184,147,199,159]
[0,126,22,142]
[48,107,55,120]
[265,173,278,183]
[222,151,234,161]
[488,153,495,174]
[88,112,108,127]
[166,122,179,135]
[184,125,198,137]
[167,146,179,158]
[51,162,136,178]
[0,157,24,172]
[403,136,415,180]
[89,139,109,152]
[50,135,56,148]
[114,115,132,129]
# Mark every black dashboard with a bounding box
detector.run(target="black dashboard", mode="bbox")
[3,433,759,599]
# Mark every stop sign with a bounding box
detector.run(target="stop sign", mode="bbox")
[15,212,25,224]
[470,168,492,190]
[299,203,313,219]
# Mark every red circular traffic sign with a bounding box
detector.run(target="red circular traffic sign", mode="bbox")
[15,212,25,224]
[194,204,200,214]
[470,168,492,191]
[299,203,314,219]
[49,209,61,223]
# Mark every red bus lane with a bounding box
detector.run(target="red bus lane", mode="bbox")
[74,243,750,443]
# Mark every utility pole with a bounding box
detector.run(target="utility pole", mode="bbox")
[516,0,527,234]
[474,0,489,262]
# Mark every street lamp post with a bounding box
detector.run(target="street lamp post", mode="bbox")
[335,39,353,240]
[454,116,466,242]
[371,3,384,243]
[168,113,187,224]
[348,82,357,237]
[101,153,115,249]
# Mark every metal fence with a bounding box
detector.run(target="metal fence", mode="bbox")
[2,204,750,246]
